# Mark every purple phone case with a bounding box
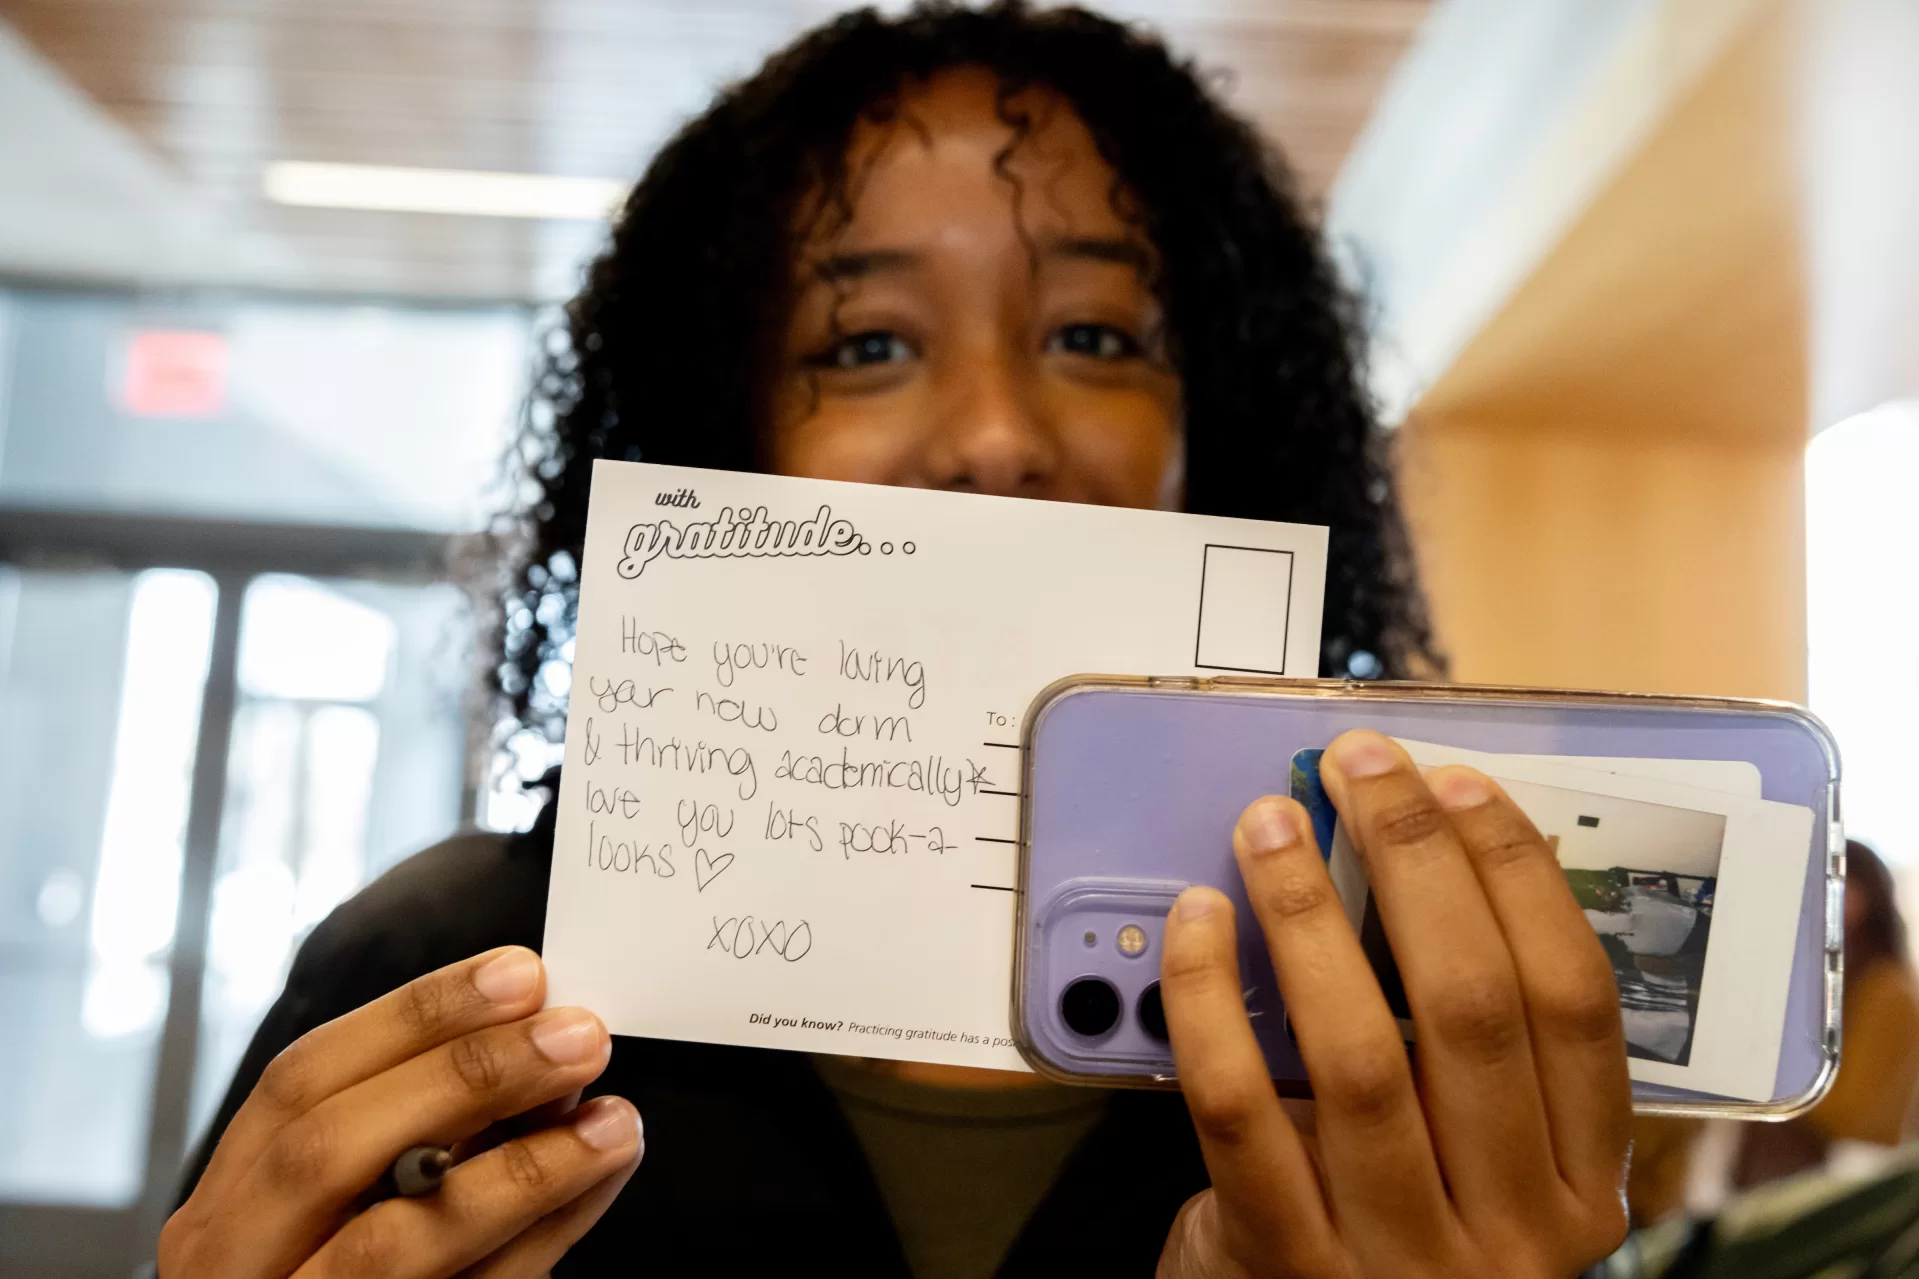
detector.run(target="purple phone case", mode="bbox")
[1014,677,1840,1114]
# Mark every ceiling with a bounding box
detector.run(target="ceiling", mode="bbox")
[0,0,1430,302]
[1412,0,1805,446]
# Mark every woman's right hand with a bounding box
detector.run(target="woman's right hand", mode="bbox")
[159,946,642,1278]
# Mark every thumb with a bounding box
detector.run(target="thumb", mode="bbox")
[1157,1190,1250,1279]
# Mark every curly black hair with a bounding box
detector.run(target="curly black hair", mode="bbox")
[497,0,1442,744]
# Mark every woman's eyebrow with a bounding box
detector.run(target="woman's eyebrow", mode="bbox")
[810,238,1149,280]
[813,248,920,281]
[1044,236,1152,271]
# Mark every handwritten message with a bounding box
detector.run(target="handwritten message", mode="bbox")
[542,461,1327,1070]
[575,623,973,913]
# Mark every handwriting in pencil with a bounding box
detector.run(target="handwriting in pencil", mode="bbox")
[817,703,912,742]
[838,821,954,859]
[677,799,734,846]
[586,780,643,819]
[708,915,813,961]
[838,641,926,709]
[589,677,672,714]
[586,819,676,878]
[694,848,735,891]
[618,728,759,800]
[693,689,778,732]
[620,620,687,666]
[764,803,825,852]
[773,747,978,807]
[713,640,808,687]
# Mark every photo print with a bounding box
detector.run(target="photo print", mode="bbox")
[1308,739,1814,1102]
[1503,778,1723,1066]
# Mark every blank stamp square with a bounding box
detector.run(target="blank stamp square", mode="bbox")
[1194,544,1295,674]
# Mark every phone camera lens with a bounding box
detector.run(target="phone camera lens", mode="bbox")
[1137,981,1168,1042]
[1060,977,1121,1038]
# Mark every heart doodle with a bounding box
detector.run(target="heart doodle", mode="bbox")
[695,848,736,892]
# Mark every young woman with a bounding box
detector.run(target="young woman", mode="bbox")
[161,6,1631,1276]
[1728,841,1919,1187]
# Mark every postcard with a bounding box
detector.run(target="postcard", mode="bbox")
[1310,740,1812,1102]
[541,460,1328,1069]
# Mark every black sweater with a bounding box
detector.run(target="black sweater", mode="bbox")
[181,795,1210,1275]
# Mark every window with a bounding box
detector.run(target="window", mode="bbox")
[0,284,520,1268]
[189,576,468,1142]
[0,568,213,1205]
[1806,399,1919,868]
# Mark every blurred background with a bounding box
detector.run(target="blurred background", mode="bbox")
[0,0,1912,1273]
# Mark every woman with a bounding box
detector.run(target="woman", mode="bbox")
[1727,840,1919,1189]
[161,5,1631,1276]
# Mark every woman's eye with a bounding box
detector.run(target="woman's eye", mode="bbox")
[1048,323,1143,360]
[813,330,912,370]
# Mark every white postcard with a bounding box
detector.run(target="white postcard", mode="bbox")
[542,461,1327,1069]
[1326,739,1812,1102]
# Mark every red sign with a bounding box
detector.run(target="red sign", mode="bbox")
[122,330,229,418]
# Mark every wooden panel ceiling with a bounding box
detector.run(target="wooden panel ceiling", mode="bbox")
[0,0,1428,301]
[1410,2,1803,447]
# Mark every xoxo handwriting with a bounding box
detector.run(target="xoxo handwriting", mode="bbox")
[708,915,813,962]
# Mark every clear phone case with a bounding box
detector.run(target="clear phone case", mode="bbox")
[1012,676,1843,1118]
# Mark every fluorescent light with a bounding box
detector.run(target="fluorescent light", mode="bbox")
[263,161,627,220]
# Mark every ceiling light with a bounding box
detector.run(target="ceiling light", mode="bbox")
[262,162,627,220]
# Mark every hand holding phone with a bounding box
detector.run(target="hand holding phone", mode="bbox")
[1153,730,1630,1276]
[1015,677,1836,1112]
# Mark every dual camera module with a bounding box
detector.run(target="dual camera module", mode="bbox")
[1058,920,1167,1042]
[1060,975,1166,1041]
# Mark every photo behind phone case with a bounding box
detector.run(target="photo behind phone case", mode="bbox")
[1013,676,1843,1118]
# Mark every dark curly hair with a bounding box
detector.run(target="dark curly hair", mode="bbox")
[1846,840,1906,973]
[496,0,1442,744]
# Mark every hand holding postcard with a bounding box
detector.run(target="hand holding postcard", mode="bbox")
[1298,740,1814,1102]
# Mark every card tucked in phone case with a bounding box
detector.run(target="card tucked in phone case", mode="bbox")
[1016,678,1838,1117]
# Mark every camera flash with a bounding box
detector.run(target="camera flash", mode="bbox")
[1116,924,1148,957]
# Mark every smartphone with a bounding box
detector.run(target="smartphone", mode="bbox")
[1012,675,1842,1118]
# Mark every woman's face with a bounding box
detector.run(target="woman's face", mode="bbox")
[768,68,1183,508]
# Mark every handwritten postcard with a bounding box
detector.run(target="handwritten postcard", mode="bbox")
[541,461,1328,1069]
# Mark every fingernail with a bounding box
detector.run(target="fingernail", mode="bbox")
[574,1098,641,1153]
[1327,731,1398,779]
[473,949,541,1004]
[1238,799,1301,854]
[1431,768,1494,811]
[1174,887,1219,921]
[532,1008,606,1065]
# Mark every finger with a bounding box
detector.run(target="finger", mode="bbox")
[1428,767,1631,1205]
[1229,796,1451,1243]
[205,947,547,1191]
[455,1090,585,1164]
[1318,731,1558,1216]
[293,1096,642,1279]
[1160,885,1343,1274]
[227,1008,611,1274]
[463,1127,643,1279]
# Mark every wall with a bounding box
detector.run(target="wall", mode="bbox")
[1401,427,1805,699]
[1397,2,1808,702]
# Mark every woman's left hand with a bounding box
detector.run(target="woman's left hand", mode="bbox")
[1157,729,1632,1278]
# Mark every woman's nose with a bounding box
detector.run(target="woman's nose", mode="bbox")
[920,357,1059,497]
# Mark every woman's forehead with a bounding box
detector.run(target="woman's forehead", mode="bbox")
[803,66,1138,254]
